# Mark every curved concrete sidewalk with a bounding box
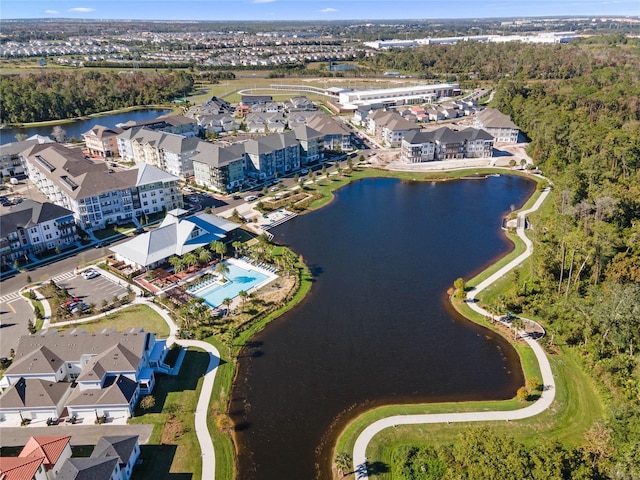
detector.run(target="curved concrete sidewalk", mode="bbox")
[352,187,553,478]
[36,291,221,480]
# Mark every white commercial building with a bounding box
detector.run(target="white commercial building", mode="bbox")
[338,83,460,109]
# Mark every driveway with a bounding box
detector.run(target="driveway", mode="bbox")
[0,423,154,447]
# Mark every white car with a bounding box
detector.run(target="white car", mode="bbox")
[244,195,258,202]
[82,269,99,279]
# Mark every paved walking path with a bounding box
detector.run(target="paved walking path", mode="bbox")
[28,277,221,480]
[352,187,554,478]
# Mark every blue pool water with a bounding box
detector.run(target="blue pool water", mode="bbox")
[194,262,269,308]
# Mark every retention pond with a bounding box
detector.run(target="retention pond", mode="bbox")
[231,175,536,479]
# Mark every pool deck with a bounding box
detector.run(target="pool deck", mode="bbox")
[190,258,278,309]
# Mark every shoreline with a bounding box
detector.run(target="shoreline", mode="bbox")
[4,104,180,129]
[334,183,554,479]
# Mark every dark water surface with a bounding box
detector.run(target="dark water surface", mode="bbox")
[0,109,172,145]
[231,175,536,480]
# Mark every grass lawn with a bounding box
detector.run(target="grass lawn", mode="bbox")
[93,222,137,240]
[55,304,171,337]
[130,348,210,480]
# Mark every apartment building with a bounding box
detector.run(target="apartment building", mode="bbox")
[21,143,182,230]
[401,127,494,162]
[0,200,78,267]
[473,108,520,143]
[193,127,324,193]
[82,125,123,159]
[0,136,54,178]
[366,110,421,148]
[117,127,201,178]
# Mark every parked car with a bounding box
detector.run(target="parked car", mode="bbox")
[82,269,99,279]
[301,169,309,174]
[244,195,258,202]
[182,186,193,192]
[71,303,90,314]
[133,228,145,235]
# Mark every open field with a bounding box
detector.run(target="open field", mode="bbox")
[54,304,171,337]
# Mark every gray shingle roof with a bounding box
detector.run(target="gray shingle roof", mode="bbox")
[91,435,139,466]
[0,377,70,409]
[57,457,119,480]
[0,200,74,235]
[475,108,519,129]
[66,374,138,407]
[6,331,148,378]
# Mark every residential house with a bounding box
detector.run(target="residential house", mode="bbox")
[473,108,520,143]
[21,143,182,230]
[240,94,273,106]
[426,108,445,122]
[400,127,494,162]
[90,436,140,480]
[197,114,238,134]
[56,457,121,480]
[109,209,239,271]
[245,112,287,133]
[0,456,47,480]
[283,96,316,113]
[81,126,123,159]
[0,329,169,423]
[199,96,234,116]
[0,200,78,267]
[0,136,54,178]
[19,436,72,480]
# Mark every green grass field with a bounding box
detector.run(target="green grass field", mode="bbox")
[54,304,171,337]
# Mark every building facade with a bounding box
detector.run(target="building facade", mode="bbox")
[473,108,520,143]
[401,127,494,162]
[0,200,78,267]
[21,143,182,230]
[82,126,122,158]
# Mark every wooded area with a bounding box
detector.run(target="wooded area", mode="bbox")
[0,70,194,123]
[391,37,640,479]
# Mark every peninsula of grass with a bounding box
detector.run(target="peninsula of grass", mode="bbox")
[130,347,209,480]
[55,304,171,337]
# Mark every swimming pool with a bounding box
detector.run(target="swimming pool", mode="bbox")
[193,261,270,308]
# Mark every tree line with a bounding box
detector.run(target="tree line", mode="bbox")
[390,42,640,479]
[357,36,640,82]
[0,70,194,123]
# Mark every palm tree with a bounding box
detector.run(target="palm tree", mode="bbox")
[232,240,243,258]
[210,240,227,260]
[222,297,232,316]
[215,261,230,278]
[183,252,198,271]
[168,256,185,274]
[198,248,212,265]
[334,452,352,478]
[238,290,248,312]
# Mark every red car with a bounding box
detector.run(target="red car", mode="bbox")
[64,298,81,306]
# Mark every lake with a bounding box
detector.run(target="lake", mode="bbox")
[231,175,536,479]
[0,109,173,145]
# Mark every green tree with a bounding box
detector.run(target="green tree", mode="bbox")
[453,277,466,300]
[198,248,212,265]
[334,452,352,478]
[215,261,230,278]
[140,395,156,411]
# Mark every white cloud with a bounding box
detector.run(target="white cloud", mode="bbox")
[252,0,275,3]
[319,7,338,12]
[68,7,96,13]
[45,9,60,14]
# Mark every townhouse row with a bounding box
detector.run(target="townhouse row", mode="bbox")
[0,329,170,424]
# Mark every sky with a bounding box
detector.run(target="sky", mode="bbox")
[1,0,639,21]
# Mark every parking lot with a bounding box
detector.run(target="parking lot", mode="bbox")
[57,270,129,308]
